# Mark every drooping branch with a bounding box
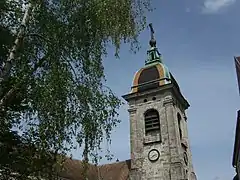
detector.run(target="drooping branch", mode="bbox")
[0,56,46,110]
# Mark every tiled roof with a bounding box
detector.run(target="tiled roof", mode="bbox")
[234,56,240,95]
[99,160,131,180]
[232,110,240,167]
[59,158,131,180]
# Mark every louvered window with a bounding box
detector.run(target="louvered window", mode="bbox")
[144,109,160,134]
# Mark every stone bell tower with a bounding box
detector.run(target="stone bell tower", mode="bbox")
[122,24,197,180]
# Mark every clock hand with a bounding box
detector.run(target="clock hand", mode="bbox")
[151,154,157,159]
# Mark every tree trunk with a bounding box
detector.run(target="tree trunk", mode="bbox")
[0,3,33,82]
[0,55,46,110]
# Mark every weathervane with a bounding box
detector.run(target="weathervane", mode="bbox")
[149,23,157,47]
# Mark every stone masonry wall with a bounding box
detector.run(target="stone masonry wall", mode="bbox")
[127,90,190,180]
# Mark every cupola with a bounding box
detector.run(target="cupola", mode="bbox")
[131,23,172,93]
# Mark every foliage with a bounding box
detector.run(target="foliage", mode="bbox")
[0,130,61,180]
[0,0,153,179]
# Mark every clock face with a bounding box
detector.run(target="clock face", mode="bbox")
[148,149,160,162]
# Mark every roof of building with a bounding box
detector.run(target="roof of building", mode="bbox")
[234,56,240,95]
[130,24,173,94]
[122,24,189,110]
[131,62,171,93]
[232,110,240,167]
[60,158,131,180]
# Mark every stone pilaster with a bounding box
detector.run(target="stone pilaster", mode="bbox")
[128,107,138,169]
[163,96,180,161]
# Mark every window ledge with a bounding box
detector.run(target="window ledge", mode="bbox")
[143,132,161,145]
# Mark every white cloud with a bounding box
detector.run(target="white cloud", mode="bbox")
[202,0,236,13]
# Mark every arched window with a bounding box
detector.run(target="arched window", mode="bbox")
[177,113,183,139]
[144,109,160,134]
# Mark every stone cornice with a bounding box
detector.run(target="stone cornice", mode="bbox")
[128,107,137,114]
[122,82,190,110]
[163,96,175,106]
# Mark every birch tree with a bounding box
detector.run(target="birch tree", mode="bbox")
[0,0,153,179]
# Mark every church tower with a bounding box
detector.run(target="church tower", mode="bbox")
[122,24,197,180]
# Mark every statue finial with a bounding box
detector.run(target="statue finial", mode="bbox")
[149,23,156,47]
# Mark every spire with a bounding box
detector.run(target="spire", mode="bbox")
[145,23,162,65]
[149,23,156,47]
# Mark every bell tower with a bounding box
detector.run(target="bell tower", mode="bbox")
[122,24,197,180]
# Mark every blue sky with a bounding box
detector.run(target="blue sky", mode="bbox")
[73,0,240,179]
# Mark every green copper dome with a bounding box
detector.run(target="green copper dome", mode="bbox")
[145,47,162,65]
